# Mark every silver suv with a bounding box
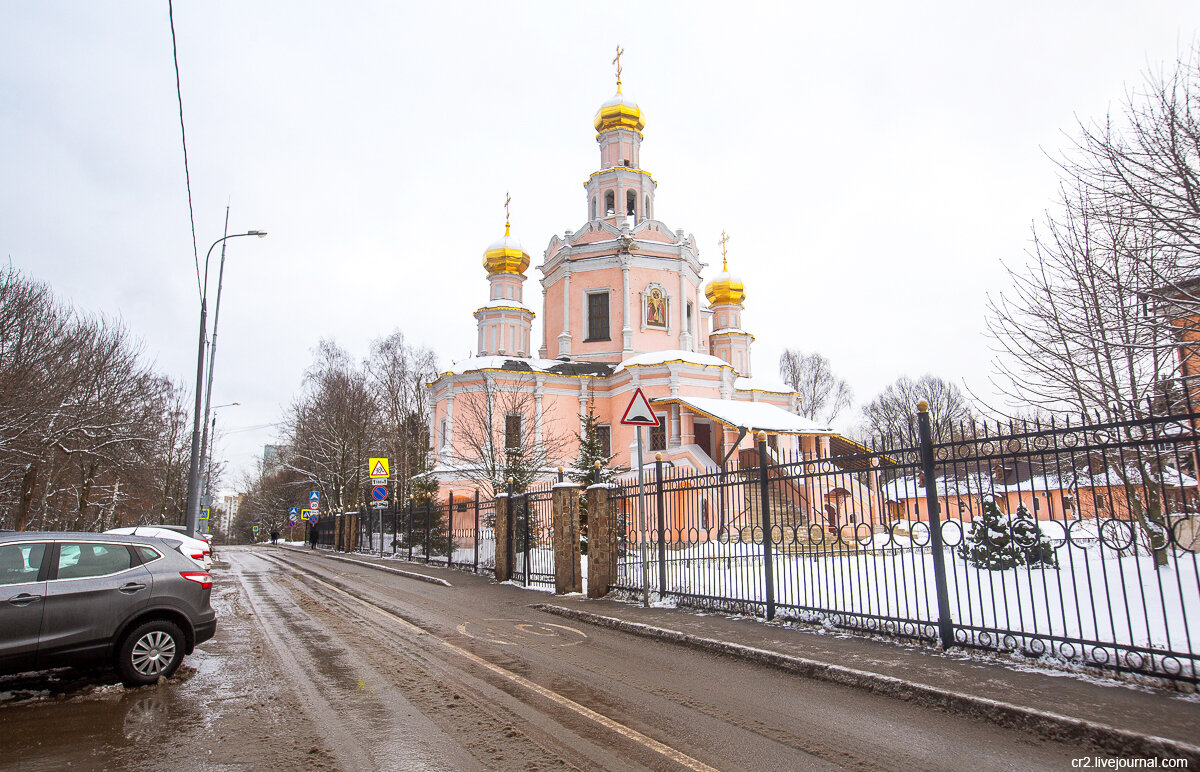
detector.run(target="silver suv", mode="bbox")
[0,532,217,686]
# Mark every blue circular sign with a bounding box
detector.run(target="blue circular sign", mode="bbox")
[371,485,388,501]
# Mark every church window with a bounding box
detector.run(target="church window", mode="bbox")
[596,425,611,459]
[441,418,450,450]
[626,190,636,217]
[623,158,630,167]
[605,191,615,215]
[645,195,651,220]
[591,196,597,220]
[649,416,666,451]
[505,413,523,451]
[586,291,610,341]
[686,301,694,333]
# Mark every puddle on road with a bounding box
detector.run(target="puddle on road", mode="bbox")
[0,568,333,771]
[0,669,203,770]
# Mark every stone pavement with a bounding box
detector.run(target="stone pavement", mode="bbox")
[288,547,1200,761]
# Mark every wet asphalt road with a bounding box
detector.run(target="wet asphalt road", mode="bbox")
[0,546,1102,771]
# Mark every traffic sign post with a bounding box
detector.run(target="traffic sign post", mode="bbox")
[370,483,390,557]
[620,388,659,609]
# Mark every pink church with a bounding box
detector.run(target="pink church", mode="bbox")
[427,70,856,500]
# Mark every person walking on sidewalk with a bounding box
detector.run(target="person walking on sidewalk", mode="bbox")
[270,529,279,545]
[309,527,319,550]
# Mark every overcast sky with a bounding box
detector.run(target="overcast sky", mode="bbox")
[3,2,1199,492]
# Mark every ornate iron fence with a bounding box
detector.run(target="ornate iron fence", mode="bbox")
[611,406,1200,684]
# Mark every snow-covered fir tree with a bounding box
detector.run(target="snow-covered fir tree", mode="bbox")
[958,497,1058,570]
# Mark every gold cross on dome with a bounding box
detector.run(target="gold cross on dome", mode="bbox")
[504,191,511,235]
[613,45,624,91]
[718,230,731,270]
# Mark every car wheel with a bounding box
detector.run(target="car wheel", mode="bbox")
[116,620,184,686]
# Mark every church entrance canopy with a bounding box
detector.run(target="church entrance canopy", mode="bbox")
[650,396,834,435]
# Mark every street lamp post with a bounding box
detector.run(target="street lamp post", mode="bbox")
[201,402,239,534]
[185,229,266,538]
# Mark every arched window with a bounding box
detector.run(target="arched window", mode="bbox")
[604,191,615,215]
[626,190,637,217]
[645,195,651,220]
[591,196,597,220]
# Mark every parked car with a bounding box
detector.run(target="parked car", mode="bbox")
[154,525,216,556]
[0,532,216,686]
[105,526,211,569]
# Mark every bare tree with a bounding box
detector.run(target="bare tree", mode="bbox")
[986,49,1200,566]
[445,374,569,495]
[860,374,975,444]
[366,330,439,504]
[281,340,379,512]
[0,266,189,531]
[778,349,853,424]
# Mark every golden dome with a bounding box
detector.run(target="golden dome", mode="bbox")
[594,88,645,135]
[482,223,530,276]
[705,257,746,307]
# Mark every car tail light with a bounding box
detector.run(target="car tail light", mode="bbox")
[180,571,212,589]
[190,552,205,560]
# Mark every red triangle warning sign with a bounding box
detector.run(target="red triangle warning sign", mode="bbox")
[620,387,660,426]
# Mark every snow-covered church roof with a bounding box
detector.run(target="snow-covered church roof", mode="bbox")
[652,395,834,435]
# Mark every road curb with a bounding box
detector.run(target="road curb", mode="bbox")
[531,603,1200,763]
[279,547,452,587]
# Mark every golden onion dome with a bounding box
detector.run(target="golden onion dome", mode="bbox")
[482,223,530,276]
[704,257,746,307]
[594,88,645,134]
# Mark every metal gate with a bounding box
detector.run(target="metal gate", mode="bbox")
[509,487,555,587]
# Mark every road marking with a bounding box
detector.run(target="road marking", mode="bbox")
[288,562,722,772]
[456,618,588,647]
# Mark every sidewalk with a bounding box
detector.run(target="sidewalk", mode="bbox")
[289,547,1200,760]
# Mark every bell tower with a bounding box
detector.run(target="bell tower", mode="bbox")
[584,46,657,226]
[705,231,753,376]
[475,193,535,357]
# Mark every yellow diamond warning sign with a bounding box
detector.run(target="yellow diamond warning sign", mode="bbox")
[368,457,390,479]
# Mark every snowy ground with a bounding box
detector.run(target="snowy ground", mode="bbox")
[612,538,1199,678]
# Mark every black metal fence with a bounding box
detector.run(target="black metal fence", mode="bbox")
[312,493,497,575]
[611,406,1200,684]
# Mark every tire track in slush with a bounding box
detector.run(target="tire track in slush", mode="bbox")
[260,553,722,772]
[232,552,483,772]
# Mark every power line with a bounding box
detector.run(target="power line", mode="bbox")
[167,0,202,300]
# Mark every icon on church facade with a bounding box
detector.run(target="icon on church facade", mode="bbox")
[646,287,666,327]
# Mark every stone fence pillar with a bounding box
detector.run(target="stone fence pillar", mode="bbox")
[494,493,512,583]
[552,483,582,594]
[587,484,617,598]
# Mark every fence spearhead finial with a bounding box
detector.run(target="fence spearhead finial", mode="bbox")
[917,400,930,413]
